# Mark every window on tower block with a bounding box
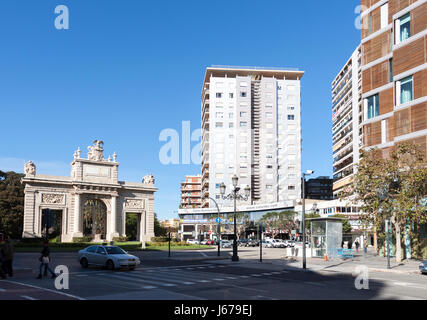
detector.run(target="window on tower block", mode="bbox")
[367,94,379,119]
[400,13,410,42]
[400,76,413,104]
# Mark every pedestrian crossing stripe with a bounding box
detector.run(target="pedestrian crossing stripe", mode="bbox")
[83,267,289,290]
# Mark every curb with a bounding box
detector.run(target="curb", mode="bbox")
[368,268,421,275]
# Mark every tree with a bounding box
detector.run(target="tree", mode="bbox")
[388,143,427,261]
[0,171,25,239]
[260,211,297,238]
[154,213,167,237]
[341,142,427,262]
[125,213,138,241]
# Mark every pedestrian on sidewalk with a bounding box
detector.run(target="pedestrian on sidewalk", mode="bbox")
[347,240,352,250]
[364,239,368,253]
[355,240,360,253]
[1,237,14,277]
[36,240,57,279]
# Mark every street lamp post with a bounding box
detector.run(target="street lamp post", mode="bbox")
[220,175,251,262]
[302,170,314,269]
[209,196,222,257]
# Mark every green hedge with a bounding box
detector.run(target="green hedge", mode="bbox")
[13,240,142,250]
[112,236,128,242]
[146,241,189,247]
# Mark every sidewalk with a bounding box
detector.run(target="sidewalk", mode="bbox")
[207,249,423,276]
[280,252,422,275]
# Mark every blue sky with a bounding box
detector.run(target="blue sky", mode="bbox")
[0,0,361,220]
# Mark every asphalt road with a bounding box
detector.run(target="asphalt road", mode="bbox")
[1,249,426,300]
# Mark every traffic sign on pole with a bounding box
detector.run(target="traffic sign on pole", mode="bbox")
[216,217,221,223]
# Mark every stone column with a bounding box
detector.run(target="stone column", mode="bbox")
[73,193,83,237]
[110,196,119,240]
[139,212,146,243]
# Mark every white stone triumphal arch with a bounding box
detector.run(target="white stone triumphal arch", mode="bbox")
[21,140,157,244]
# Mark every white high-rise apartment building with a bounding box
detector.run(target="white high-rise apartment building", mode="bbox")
[331,46,363,197]
[201,66,304,208]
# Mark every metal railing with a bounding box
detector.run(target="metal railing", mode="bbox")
[210,65,300,71]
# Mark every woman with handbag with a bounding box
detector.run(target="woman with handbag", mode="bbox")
[36,241,57,279]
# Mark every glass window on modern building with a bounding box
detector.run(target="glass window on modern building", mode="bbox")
[399,13,410,42]
[399,76,413,104]
[366,94,379,119]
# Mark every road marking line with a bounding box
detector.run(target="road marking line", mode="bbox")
[21,295,37,300]
[262,273,272,276]
[198,250,208,257]
[226,277,237,280]
[186,268,195,270]
[240,276,250,278]
[76,274,88,277]
[182,282,195,285]
[142,286,157,289]
[3,280,85,300]
[271,272,281,275]
[251,274,262,277]
[213,278,225,281]
[196,280,210,283]
[161,283,177,287]
[0,288,6,292]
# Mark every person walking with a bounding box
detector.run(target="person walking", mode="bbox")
[36,241,57,279]
[1,237,14,277]
[347,240,352,250]
[355,239,360,253]
[364,239,368,254]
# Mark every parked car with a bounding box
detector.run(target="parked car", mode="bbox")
[247,239,259,247]
[284,240,295,247]
[238,239,249,247]
[261,240,273,248]
[273,239,286,248]
[420,261,427,274]
[200,239,208,245]
[186,239,199,245]
[78,245,140,270]
[220,240,232,248]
